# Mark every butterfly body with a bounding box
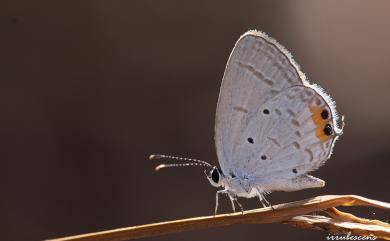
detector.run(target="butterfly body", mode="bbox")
[153,30,343,214]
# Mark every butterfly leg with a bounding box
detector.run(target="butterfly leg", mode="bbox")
[227,193,236,213]
[259,196,267,208]
[234,198,244,214]
[215,190,244,214]
[215,189,228,215]
[263,196,275,211]
[258,192,273,210]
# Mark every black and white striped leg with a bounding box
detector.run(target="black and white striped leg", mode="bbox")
[235,198,244,214]
[227,193,236,213]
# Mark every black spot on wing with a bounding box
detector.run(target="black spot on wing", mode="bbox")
[321,109,329,119]
[323,124,333,136]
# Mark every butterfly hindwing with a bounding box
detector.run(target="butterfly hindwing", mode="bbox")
[231,86,339,192]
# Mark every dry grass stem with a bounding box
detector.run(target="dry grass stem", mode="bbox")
[47,195,390,241]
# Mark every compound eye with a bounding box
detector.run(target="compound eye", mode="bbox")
[211,168,219,183]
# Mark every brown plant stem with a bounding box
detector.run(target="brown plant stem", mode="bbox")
[47,195,390,241]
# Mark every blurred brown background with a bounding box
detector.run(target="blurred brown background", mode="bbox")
[2,1,390,241]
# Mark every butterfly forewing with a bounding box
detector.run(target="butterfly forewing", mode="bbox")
[215,31,307,175]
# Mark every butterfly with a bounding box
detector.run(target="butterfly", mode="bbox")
[150,30,344,214]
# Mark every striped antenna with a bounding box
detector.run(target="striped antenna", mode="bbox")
[149,154,212,171]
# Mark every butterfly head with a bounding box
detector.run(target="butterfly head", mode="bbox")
[206,166,224,187]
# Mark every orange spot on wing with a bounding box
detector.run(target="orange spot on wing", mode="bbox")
[309,105,332,142]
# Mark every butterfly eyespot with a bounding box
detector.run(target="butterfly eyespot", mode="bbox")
[323,124,333,136]
[261,155,267,160]
[247,137,254,144]
[292,168,298,174]
[263,109,270,114]
[310,105,333,141]
[321,109,329,119]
